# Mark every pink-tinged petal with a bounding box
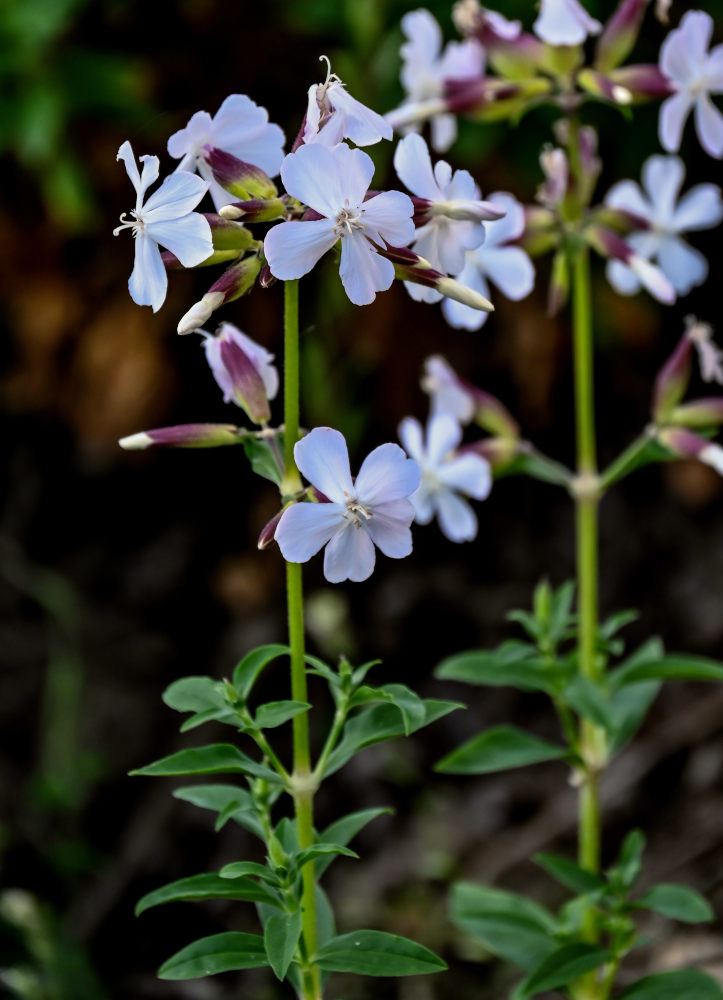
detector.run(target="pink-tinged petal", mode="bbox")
[143,171,209,221]
[435,489,479,542]
[431,113,457,153]
[398,416,425,463]
[129,233,167,312]
[327,84,393,145]
[437,453,492,499]
[222,325,279,400]
[641,155,685,222]
[275,503,343,563]
[362,191,415,248]
[534,0,601,46]
[323,525,376,583]
[356,442,420,505]
[426,413,462,465]
[167,111,214,159]
[196,158,236,211]
[482,246,535,300]
[483,192,525,245]
[365,499,415,558]
[294,427,353,504]
[438,38,485,80]
[441,259,491,330]
[673,182,723,231]
[606,258,642,296]
[605,178,650,217]
[146,213,213,267]
[657,236,708,294]
[393,133,441,201]
[338,231,394,306]
[264,219,338,281]
[659,92,692,152]
[694,94,723,158]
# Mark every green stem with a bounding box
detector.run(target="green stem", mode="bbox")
[599,434,650,490]
[283,279,321,999]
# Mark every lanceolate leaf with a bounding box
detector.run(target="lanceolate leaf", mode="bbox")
[314,930,446,976]
[254,700,310,729]
[435,645,556,693]
[242,435,284,486]
[163,676,227,714]
[130,744,282,783]
[515,943,609,997]
[219,861,280,884]
[232,644,289,701]
[608,680,661,754]
[316,808,392,878]
[617,969,723,999]
[294,843,358,869]
[635,883,714,923]
[611,654,723,689]
[563,676,615,731]
[451,883,557,971]
[534,853,605,894]
[135,873,281,916]
[172,784,268,839]
[436,726,568,775]
[264,910,302,981]
[158,932,268,979]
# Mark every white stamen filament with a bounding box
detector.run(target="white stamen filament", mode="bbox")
[334,204,365,237]
[344,494,372,527]
[113,211,144,238]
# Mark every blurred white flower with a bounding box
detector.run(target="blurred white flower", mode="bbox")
[533,0,601,46]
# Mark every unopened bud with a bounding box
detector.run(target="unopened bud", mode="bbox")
[437,275,494,312]
[203,147,278,200]
[670,399,723,429]
[453,2,545,79]
[595,0,651,72]
[205,213,258,252]
[608,64,674,100]
[652,333,693,423]
[658,427,723,475]
[383,245,494,312]
[519,206,559,256]
[462,436,520,471]
[177,292,225,335]
[119,423,245,450]
[587,226,675,304]
[578,68,633,105]
[178,257,264,336]
[258,508,284,549]
[537,146,569,208]
[202,323,278,425]
[219,198,286,223]
[548,248,570,316]
[426,198,506,223]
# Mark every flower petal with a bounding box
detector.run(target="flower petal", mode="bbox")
[327,83,393,145]
[438,38,485,80]
[323,525,376,582]
[672,182,723,231]
[426,412,462,465]
[146,213,213,267]
[657,236,708,294]
[431,113,457,153]
[398,416,425,463]
[264,219,338,281]
[482,192,525,245]
[294,427,353,504]
[275,503,343,563]
[605,179,650,218]
[143,171,209,221]
[362,191,415,248]
[356,442,420,505]
[365,499,415,558]
[606,258,642,296]
[482,246,535,300]
[659,92,692,153]
[281,143,373,218]
[438,453,491,499]
[393,133,441,201]
[694,94,723,158]
[128,232,167,312]
[641,155,684,224]
[167,111,214,160]
[338,231,394,306]
[435,489,479,542]
[117,141,159,207]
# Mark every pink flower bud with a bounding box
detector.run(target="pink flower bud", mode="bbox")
[203,146,278,200]
[658,427,723,475]
[587,225,675,304]
[595,0,651,72]
[670,399,723,429]
[652,333,693,422]
[119,423,244,450]
[258,508,284,549]
[202,323,278,425]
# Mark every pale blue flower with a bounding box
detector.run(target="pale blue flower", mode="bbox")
[275,427,420,583]
[303,58,392,147]
[114,142,212,313]
[533,0,601,46]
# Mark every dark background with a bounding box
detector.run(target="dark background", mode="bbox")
[1,1,723,997]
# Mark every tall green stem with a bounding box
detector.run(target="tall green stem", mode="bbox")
[283,279,321,999]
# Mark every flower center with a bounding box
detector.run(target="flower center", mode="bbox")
[334,203,364,237]
[343,493,372,527]
[113,210,145,238]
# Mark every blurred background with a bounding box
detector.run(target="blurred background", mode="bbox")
[1,0,723,997]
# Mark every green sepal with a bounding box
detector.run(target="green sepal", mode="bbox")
[316,807,392,878]
[135,873,281,916]
[533,853,605,895]
[254,700,310,729]
[512,942,609,999]
[172,783,269,839]
[450,882,557,971]
[617,969,723,999]
[436,725,568,775]
[158,932,268,980]
[129,744,282,783]
[634,883,714,923]
[264,910,302,981]
[435,644,557,694]
[313,930,446,976]
[232,644,289,701]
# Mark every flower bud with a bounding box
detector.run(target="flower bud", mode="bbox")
[424,198,506,223]
[446,77,552,122]
[577,68,633,106]
[382,244,494,312]
[219,198,286,223]
[537,146,569,208]
[177,292,225,335]
[177,257,264,335]
[461,436,520,471]
[119,423,245,450]
[205,213,259,251]
[657,427,723,475]
[547,248,570,316]
[608,64,674,100]
[586,225,675,304]
[518,206,559,256]
[258,508,284,549]
[652,333,692,423]
[670,399,723,429]
[453,1,546,79]
[203,146,278,200]
[202,323,278,425]
[595,0,651,72]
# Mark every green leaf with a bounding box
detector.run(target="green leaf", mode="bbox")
[534,853,605,895]
[549,581,576,643]
[507,609,542,639]
[264,910,302,980]
[608,680,661,754]
[295,843,358,869]
[563,676,615,731]
[158,932,269,979]
[254,700,310,729]
[172,784,267,839]
[435,645,555,693]
[635,883,714,923]
[618,970,723,1000]
[232,644,289,702]
[611,654,723,689]
[600,609,639,639]
[348,684,425,735]
[314,930,446,976]
[351,659,383,687]
[515,943,609,998]
[324,699,461,776]
[163,676,226,713]
[315,884,336,950]
[436,726,568,774]
[607,829,645,890]
[135,873,280,916]
[316,807,392,878]
[219,861,280,885]
[179,707,240,732]
[130,744,281,783]
[242,435,284,485]
[451,883,557,971]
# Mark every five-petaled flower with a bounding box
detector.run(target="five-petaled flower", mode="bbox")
[275,427,421,583]
[303,57,392,147]
[167,95,285,209]
[200,323,279,425]
[399,413,491,542]
[264,142,415,305]
[533,0,602,46]
[658,10,723,159]
[605,154,722,298]
[114,141,213,313]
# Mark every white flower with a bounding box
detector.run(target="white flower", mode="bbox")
[275,427,420,583]
[533,0,602,46]
[264,143,414,306]
[700,442,723,474]
[389,8,484,152]
[394,133,502,304]
[167,95,285,209]
[687,318,723,385]
[113,141,212,313]
[442,192,535,330]
[605,154,722,297]
[200,323,278,423]
[303,57,392,147]
[421,355,477,424]
[658,10,723,159]
[399,413,491,542]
